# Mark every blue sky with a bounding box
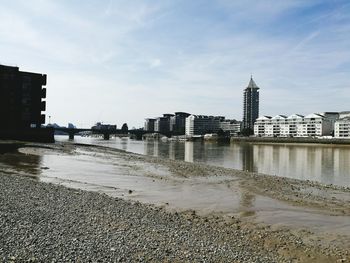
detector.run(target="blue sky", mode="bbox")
[0,0,349,128]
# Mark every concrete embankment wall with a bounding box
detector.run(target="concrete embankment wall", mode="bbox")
[0,128,54,143]
[230,137,350,145]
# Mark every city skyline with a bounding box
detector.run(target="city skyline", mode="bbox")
[0,1,349,128]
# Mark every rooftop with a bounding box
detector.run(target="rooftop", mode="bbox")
[246,76,259,89]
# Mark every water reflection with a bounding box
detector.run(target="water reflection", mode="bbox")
[184,142,193,162]
[120,138,128,151]
[239,191,256,217]
[241,143,254,172]
[0,144,42,176]
[249,144,350,186]
[55,136,350,187]
[141,141,350,187]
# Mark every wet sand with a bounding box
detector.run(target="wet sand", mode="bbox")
[1,141,350,262]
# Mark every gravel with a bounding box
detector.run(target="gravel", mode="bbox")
[1,142,349,262]
[0,173,285,263]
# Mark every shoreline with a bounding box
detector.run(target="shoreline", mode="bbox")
[1,141,350,262]
[1,173,348,262]
[231,136,350,145]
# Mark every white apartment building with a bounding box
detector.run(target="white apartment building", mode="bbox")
[302,113,333,137]
[339,111,350,119]
[264,115,287,137]
[254,113,334,137]
[254,116,271,136]
[281,114,304,137]
[334,117,350,138]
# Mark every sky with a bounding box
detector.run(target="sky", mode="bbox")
[0,0,350,128]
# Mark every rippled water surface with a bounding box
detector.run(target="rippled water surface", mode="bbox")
[56,136,350,187]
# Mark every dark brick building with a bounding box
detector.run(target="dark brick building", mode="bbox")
[0,65,53,142]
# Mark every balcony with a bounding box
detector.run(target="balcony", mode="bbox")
[41,88,47,99]
[41,101,46,111]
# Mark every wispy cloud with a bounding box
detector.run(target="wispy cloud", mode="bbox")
[149,58,162,68]
[0,0,349,126]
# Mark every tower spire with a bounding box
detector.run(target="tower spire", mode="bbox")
[247,75,259,89]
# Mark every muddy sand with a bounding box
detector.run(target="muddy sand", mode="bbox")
[0,141,349,262]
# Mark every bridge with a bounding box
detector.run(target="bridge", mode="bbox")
[54,127,173,140]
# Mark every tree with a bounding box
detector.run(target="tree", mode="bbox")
[121,123,128,133]
[217,128,225,137]
[240,128,254,137]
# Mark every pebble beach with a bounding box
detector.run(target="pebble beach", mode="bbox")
[0,142,349,262]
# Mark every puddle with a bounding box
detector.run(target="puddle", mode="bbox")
[0,144,42,176]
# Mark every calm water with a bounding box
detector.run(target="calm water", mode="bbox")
[56,136,350,187]
[1,136,350,235]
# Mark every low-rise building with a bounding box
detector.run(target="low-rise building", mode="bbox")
[254,113,334,137]
[302,113,333,137]
[170,112,191,135]
[155,114,173,133]
[0,65,47,129]
[254,116,271,136]
[155,117,169,133]
[219,119,241,136]
[283,114,304,137]
[265,115,287,137]
[144,118,156,132]
[0,64,53,142]
[339,111,350,119]
[335,117,350,138]
[145,112,191,135]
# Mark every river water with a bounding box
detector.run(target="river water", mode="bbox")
[1,136,350,237]
[56,136,350,187]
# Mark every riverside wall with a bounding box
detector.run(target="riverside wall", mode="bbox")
[230,136,350,145]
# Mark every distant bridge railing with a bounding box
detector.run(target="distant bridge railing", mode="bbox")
[53,127,173,140]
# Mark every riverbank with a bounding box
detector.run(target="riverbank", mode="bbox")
[1,173,283,262]
[231,136,350,145]
[1,142,350,262]
[0,173,347,263]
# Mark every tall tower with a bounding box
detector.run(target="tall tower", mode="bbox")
[243,76,260,130]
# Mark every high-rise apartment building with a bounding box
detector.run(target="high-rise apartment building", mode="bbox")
[243,76,260,130]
